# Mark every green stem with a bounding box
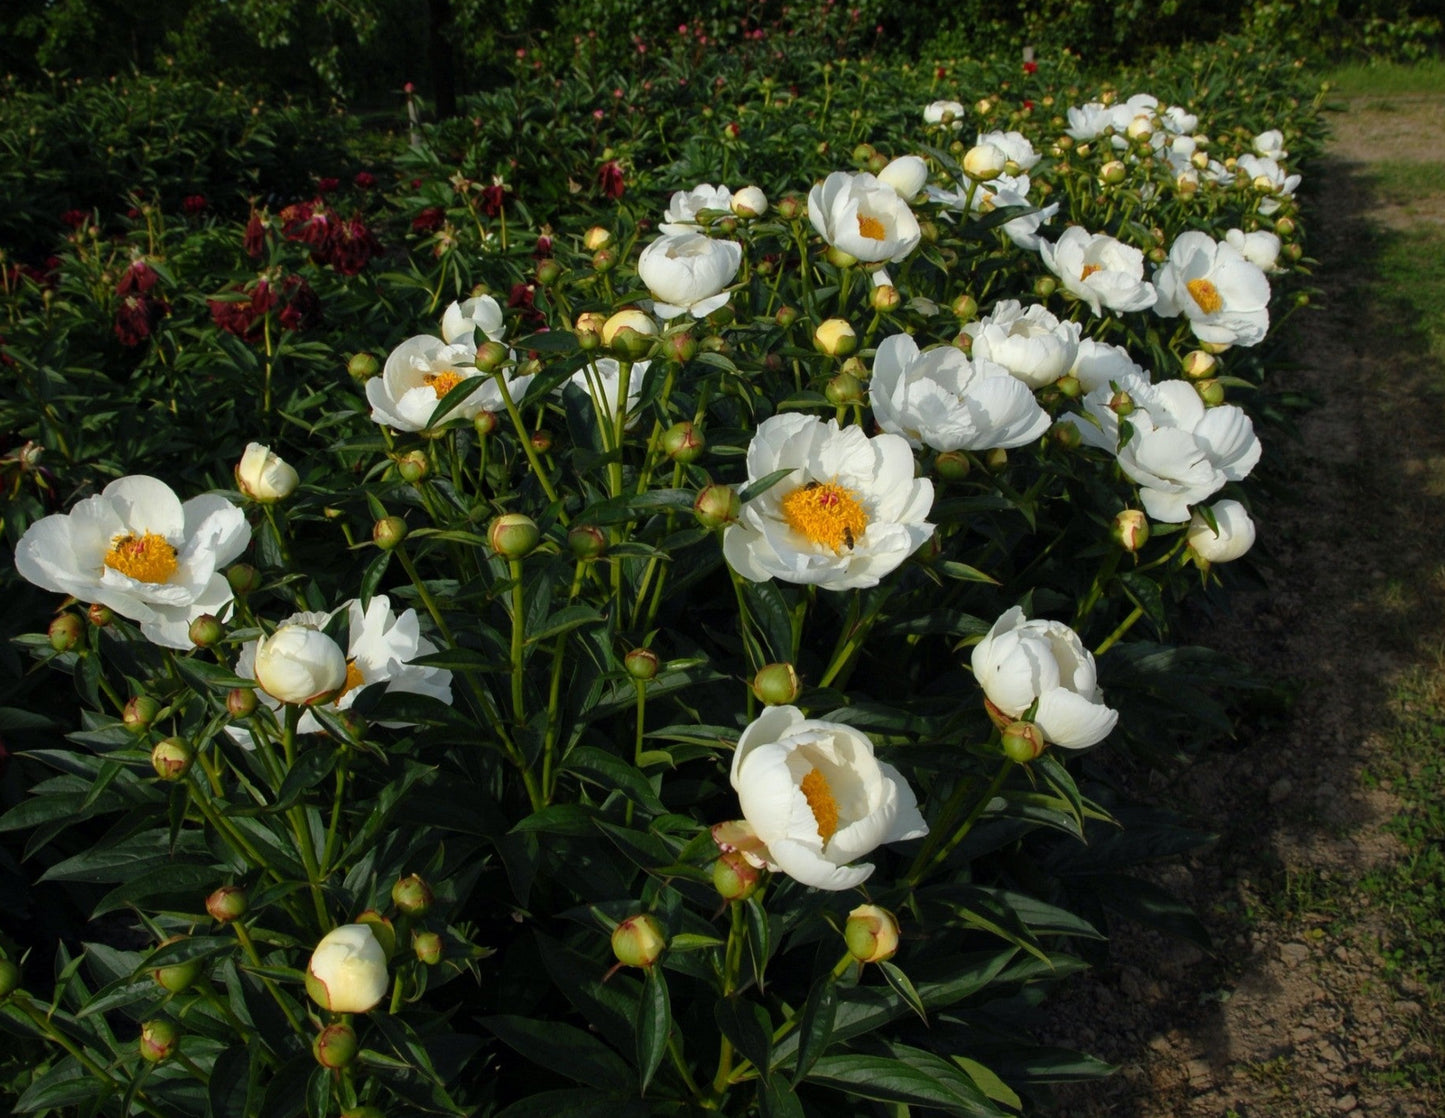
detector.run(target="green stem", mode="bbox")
[232,921,305,1034]
[509,559,527,728]
[490,367,563,512]
[281,706,331,932]
[905,757,1013,886]
[1093,605,1145,657]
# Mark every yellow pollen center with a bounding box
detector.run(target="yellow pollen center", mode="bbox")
[799,767,840,843]
[103,532,178,584]
[338,660,366,699]
[424,370,464,398]
[1186,278,1223,315]
[1080,263,1103,281]
[856,213,886,241]
[780,482,869,552]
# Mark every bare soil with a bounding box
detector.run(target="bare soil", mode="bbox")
[1040,93,1445,1117]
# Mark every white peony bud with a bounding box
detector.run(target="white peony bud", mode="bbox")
[876,155,928,201]
[731,185,769,219]
[1186,500,1256,564]
[306,924,389,1013]
[962,142,1007,181]
[253,623,347,705]
[235,442,299,502]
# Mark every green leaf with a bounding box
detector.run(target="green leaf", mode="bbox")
[304,1065,329,1118]
[495,1088,647,1118]
[563,747,665,816]
[805,1054,1001,1114]
[482,1016,635,1092]
[954,1057,1021,1110]
[510,803,598,836]
[739,467,795,504]
[760,1073,805,1118]
[358,547,392,610]
[714,996,772,1073]
[879,961,928,1024]
[1089,872,1212,948]
[209,1043,255,1118]
[527,604,605,644]
[789,974,837,1086]
[635,967,671,1095]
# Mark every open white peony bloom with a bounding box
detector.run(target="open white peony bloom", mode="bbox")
[236,596,452,732]
[871,334,1050,452]
[1039,226,1158,316]
[971,607,1118,750]
[722,414,934,591]
[924,99,966,130]
[368,334,532,433]
[15,475,250,649]
[660,183,734,234]
[1187,499,1257,564]
[440,294,506,345]
[928,171,1058,251]
[1225,228,1283,274]
[1235,153,1300,215]
[730,705,927,890]
[1253,129,1288,161]
[1065,101,1112,141]
[637,233,742,319]
[808,171,921,264]
[977,129,1040,173]
[962,300,1082,388]
[306,924,389,1014]
[1153,231,1271,348]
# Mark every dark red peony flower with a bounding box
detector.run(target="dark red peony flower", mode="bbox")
[354,171,376,189]
[60,209,88,229]
[598,160,625,200]
[324,216,381,276]
[317,177,341,194]
[1023,60,1039,74]
[244,210,268,259]
[279,199,333,249]
[411,206,446,235]
[182,194,208,215]
[116,259,158,296]
[115,294,169,347]
[278,276,321,331]
[479,184,506,217]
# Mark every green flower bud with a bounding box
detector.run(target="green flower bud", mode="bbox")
[1099,160,1128,186]
[592,247,618,273]
[951,293,979,321]
[825,245,859,270]
[226,563,260,595]
[188,613,223,649]
[661,421,706,464]
[984,448,1010,471]
[0,959,21,1000]
[396,450,429,483]
[934,450,971,483]
[530,429,554,454]
[348,353,380,382]
[475,340,509,373]
[611,914,667,969]
[1196,378,1226,407]
[391,874,433,916]
[774,194,803,221]
[372,516,408,551]
[851,142,876,165]
[139,1020,179,1063]
[665,332,698,365]
[844,904,900,964]
[1049,423,1082,450]
[1112,509,1150,553]
[752,662,802,706]
[227,688,258,718]
[88,602,114,627]
[1001,720,1046,763]
[489,513,540,559]
[48,614,83,652]
[313,1023,359,1069]
[624,648,660,681]
[206,885,248,923]
[151,738,193,781]
[535,259,562,286]
[694,485,741,529]
[124,696,160,734]
[413,931,443,966]
[1054,374,1081,399]
[774,305,798,328]
[567,524,608,560]
[472,410,498,438]
[1034,276,1057,299]
[712,851,760,903]
[152,937,202,993]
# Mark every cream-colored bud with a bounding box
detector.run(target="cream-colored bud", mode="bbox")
[253,624,347,705]
[235,442,299,502]
[962,142,1007,181]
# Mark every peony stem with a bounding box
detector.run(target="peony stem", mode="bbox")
[1093,604,1145,658]
[905,757,1013,886]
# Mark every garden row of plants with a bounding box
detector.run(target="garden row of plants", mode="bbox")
[0,28,1326,1118]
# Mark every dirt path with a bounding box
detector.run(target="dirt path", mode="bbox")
[1041,92,1445,1116]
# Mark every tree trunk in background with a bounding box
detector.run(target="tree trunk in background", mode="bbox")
[426,0,458,119]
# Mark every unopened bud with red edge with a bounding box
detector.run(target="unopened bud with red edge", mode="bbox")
[1099,160,1128,186]
[1049,423,1082,450]
[1001,720,1046,762]
[0,959,19,1000]
[313,1023,358,1069]
[825,371,865,406]
[694,484,741,529]
[373,516,408,551]
[568,523,608,560]
[712,851,760,902]
[348,352,379,382]
[530,429,553,454]
[1034,276,1057,298]
[535,259,562,286]
[1109,390,1135,416]
[413,931,443,965]
[48,614,83,652]
[124,695,160,734]
[752,662,802,706]
[851,142,876,165]
[472,410,498,438]
[1182,350,1216,380]
[1112,508,1150,553]
[206,884,248,923]
[152,936,202,992]
[1055,374,1081,399]
[611,914,667,969]
[396,450,429,483]
[870,283,901,313]
[934,450,971,483]
[732,186,768,218]
[227,688,258,718]
[391,874,433,916]
[307,924,389,1013]
[625,647,660,681]
[1196,378,1226,406]
[951,293,980,321]
[664,331,697,364]
[475,340,508,373]
[189,614,222,648]
[844,904,900,964]
[489,513,540,559]
[661,421,705,463]
[88,602,113,627]
[775,305,798,328]
[139,1020,179,1063]
[226,563,260,595]
[813,318,856,358]
[151,738,193,781]
[602,310,656,358]
[775,194,803,220]
[583,226,612,251]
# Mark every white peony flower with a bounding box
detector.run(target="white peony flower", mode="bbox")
[440,295,506,345]
[235,442,299,503]
[971,607,1118,749]
[977,130,1040,173]
[730,705,927,890]
[1253,129,1288,161]
[306,924,389,1014]
[1235,153,1300,215]
[924,99,966,130]
[15,475,250,649]
[368,334,532,433]
[731,185,769,219]
[660,183,734,234]
[808,171,922,264]
[927,172,1057,251]
[1225,227,1283,274]
[235,596,452,732]
[870,334,1050,452]
[1153,231,1271,348]
[1039,226,1158,316]
[876,155,928,201]
[722,414,934,591]
[962,300,1082,389]
[1187,499,1257,563]
[637,233,742,319]
[1065,101,1112,141]
[252,622,348,705]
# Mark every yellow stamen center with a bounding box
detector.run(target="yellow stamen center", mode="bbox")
[1080,263,1103,281]
[424,370,464,398]
[103,532,178,584]
[338,660,366,699]
[799,767,840,843]
[1186,278,1223,315]
[780,482,869,552]
[856,213,886,241]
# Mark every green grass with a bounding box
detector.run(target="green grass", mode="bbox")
[1321,58,1445,97]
